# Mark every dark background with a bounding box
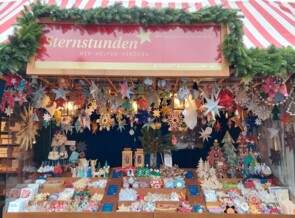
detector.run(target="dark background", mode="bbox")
[33,113,241,168]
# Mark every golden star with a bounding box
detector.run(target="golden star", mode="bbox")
[230,115,244,130]
[153,109,161,118]
[136,28,151,44]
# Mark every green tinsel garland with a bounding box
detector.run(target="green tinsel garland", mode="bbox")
[0,1,294,77]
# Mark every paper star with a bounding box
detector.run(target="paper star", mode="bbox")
[75,120,82,132]
[214,121,222,133]
[32,85,46,102]
[4,107,13,116]
[14,91,28,105]
[55,98,66,108]
[230,115,244,130]
[120,82,133,99]
[117,121,127,132]
[143,118,155,130]
[136,28,151,44]
[153,109,161,118]
[267,128,279,139]
[203,96,224,117]
[5,75,21,86]
[199,128,212,142]
[62,123,74,134]
[43,113,52,122]
[52,87,69,100]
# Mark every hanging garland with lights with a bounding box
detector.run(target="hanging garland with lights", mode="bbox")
[0,1,294,77]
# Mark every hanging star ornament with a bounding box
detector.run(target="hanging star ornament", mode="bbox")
[43,113,52,122]
[214,121,222,133]
[120,82,133,99]
[4,107,13,116]
[255,118,262,126]
[230,115,244,130]
[62,123,74,135]
[267,128,280,139]
[153,109,161,118]
[203,95,224,117]
[52,87,69,100]
[142,118,155,130]
[14,91,28,105]
[136,28,151,44]
[117,121,127,132]
[199,127,212,142]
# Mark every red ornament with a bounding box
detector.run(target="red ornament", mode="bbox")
[55,98,66,108]
[137,97,148,110]
[218,89,234,108]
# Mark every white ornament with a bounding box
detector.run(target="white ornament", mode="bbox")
[43,113,52,122]
[203,96,224,117]
[199,127,212,142]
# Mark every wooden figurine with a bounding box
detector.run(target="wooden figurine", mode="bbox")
[134,148,144,167]
[122,148,132,168]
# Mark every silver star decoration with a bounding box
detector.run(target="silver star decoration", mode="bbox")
[52,87,69,100]
[89,80,99,98]
[4,107,13,116]
[203,96,224,117]
[199,128,211,142]
[32,85,46,102]
[117,122,127,132]
[62,123,74,134]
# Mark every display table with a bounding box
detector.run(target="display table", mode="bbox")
[3,168,294,218]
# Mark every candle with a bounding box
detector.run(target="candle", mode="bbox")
[274,137,278,151]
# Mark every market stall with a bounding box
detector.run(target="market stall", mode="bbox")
[0,0,295,217]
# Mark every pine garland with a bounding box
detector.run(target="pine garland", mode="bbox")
[0,1,294,77]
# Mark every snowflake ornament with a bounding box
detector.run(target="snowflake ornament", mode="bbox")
[199,127,212,142]
[255,119,262,126]
[254,105,271,121]
[97,113,115,131]
[117,121,127,132]
[4,107,13,116]
[164,111,186,131]
[77,141,87,152]
[144,77,153,86]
